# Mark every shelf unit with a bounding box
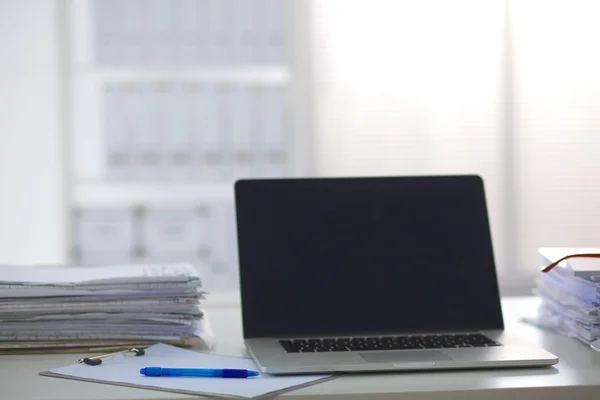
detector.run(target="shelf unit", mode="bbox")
[64,0,313,298]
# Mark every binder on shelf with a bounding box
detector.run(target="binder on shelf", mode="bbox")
[259,86,287,177]
[230,86,256,179]
[136,83,167,179]
[121,83,146,179]
[194,0,211,64]
[146,0,174,65]
[93,0,118,64]
[173,0,198,65]
[104,84,133,179]
[217,86,234,179]
[118,0,144,65]
[181,84,201,179]
[163,84,193,179]
[232,0,256,64]
[257,0,287,64]
[207,0,233,64]
[191,85,223,180]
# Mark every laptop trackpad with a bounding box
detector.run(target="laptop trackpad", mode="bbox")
[360,350,452,363]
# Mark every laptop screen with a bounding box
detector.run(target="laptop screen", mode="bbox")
[235,175,504,338]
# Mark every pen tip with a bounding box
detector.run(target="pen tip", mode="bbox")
[139,368,146,375]
[248,371,259,377]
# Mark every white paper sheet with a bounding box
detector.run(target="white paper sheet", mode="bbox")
[0,263,198,285]
[42,343,332,399]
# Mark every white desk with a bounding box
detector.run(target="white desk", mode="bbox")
[4,297,600,400]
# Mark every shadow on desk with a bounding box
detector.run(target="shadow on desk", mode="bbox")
[341,366,559,379]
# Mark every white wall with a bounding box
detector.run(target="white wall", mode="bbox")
[0,0,66,264]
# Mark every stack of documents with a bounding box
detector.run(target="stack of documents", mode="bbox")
[0,263,210,353]
[532,248,600,345]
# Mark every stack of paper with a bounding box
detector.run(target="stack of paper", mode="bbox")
[532,248,600,345]
[0,263,211,353]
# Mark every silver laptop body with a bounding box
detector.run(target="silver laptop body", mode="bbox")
[234,176,557,374]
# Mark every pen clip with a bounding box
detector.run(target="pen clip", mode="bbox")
[79,347,146,366]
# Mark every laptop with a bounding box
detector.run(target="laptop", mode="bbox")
[234,175,557,374]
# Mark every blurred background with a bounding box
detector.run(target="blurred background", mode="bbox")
[0,0,599,299]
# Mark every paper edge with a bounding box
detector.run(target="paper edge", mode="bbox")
[39,370,337,400]
[39,370,249,399]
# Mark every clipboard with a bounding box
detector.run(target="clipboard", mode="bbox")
[40,343,335,399]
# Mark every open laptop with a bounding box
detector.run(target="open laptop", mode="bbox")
[234,175,557,374]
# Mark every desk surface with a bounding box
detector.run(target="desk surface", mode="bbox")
[3,297,600,400]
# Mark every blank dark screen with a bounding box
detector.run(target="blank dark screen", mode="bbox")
[235,176,504,338]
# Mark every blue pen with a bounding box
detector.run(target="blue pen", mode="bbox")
[140,367,259,378]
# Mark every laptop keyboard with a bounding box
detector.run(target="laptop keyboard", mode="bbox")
[278,333,502,353]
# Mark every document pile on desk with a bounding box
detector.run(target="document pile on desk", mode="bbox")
[0,263,211,353]
[532,248,600,345]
